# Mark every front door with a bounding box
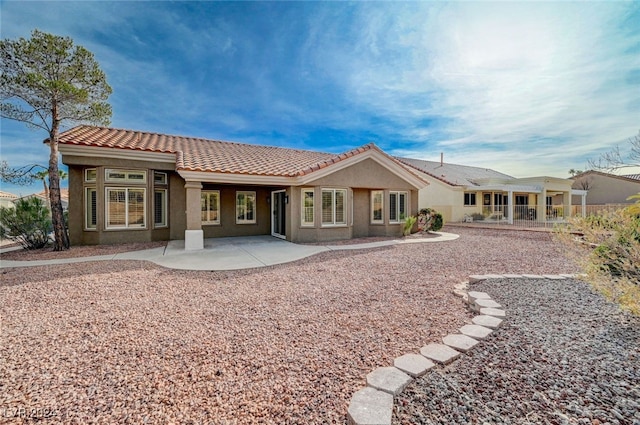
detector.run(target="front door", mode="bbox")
[271,190,286,239]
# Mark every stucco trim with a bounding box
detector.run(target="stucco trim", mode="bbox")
[59,145,176,163]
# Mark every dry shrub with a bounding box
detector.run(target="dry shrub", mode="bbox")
[556,206,640,315]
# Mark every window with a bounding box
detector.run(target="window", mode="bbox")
[105,169,147,183]
[85,168,97,183]
[389,191,407,223]
[201,191,220,224]
[301,189,314,226]
[105,188,146,229]
[154,172,167,185]
[321,189,347,226]
[464,192,476,206]
[236,191,256,224]
[371,190,384,223]
[85,187,97,230]
[154,189,167,228]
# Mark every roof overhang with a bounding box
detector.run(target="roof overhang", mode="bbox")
[468,184,543,193]
[58,144,176,163]
[179,149,429,189]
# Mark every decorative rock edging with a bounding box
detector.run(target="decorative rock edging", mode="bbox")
[346,273,582,425]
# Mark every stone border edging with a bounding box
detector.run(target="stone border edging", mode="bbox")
[346,273,583,425]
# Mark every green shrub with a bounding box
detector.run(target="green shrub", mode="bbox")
[403,215,417,236]
[418,208,444,232]
[0,197,52,249]
[556,207,640,315]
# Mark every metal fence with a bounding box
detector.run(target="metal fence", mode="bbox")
[456,204,631,230]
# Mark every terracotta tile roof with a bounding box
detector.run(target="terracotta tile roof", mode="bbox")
[57,126,381,177]
[0,190,18,199]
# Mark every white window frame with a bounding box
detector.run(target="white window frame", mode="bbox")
[371,190,384,224]
[154,171,168,185]
[236,191,257,224]
[85,187,97,230]
[201,190,221,225]
[105,168,147,184]
[389,191,408,223]
[105,187,146,229]
[85,168,97,183]
[464,192,477,206]
[301,188,315,227]
[321,188,347,227]
[154,189,168,228]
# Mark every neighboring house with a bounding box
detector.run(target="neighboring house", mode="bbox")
[571,171,640,206]
[397,157,584,224]
[18,189,69,211]
[57,126,427,248]
[0,190,18,209]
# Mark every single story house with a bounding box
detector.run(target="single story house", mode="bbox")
[396,156,586,224]
[571,171,640,206]
[17,189,69,212]
[57,126,427,249]
[0,190,18,209]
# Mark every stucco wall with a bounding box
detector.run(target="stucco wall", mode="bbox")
[65,160,178,246]
[417,176,466,222]
[200,184,275,238]
[572,173,640,205]
[308,158,412,189]
[64,153,422,245]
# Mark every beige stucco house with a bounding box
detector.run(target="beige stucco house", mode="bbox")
[571,171,640,206]
[0,190,18,209]
[397,157,586,224]
[58,126,427,249]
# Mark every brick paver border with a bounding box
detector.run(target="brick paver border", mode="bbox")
[346,273,584,425]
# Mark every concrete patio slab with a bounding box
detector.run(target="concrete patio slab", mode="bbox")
[1,233,462,271]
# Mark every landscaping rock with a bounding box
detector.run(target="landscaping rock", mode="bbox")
[394,278,640,425]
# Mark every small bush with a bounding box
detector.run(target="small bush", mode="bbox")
[556,206,640,315]
[418,208,444,232]
[403,215,417,236]
[0,197,52,249]
[471,213,485,221]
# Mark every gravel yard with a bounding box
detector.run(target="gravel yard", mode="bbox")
[1,227,579,424]
[394,278,640,425]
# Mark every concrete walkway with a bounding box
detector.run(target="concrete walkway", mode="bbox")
[0,232,459,271]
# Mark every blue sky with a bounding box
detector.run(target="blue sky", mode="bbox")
[1,1,639,195]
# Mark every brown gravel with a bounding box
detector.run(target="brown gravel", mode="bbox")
[0,241,166,261]
[0,227,578,424]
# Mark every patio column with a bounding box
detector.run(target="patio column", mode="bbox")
[508,190,514,224]
[581,192,587,218]
[184,181,203,250]
[563,191,571,219]
[537,190,546,223]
